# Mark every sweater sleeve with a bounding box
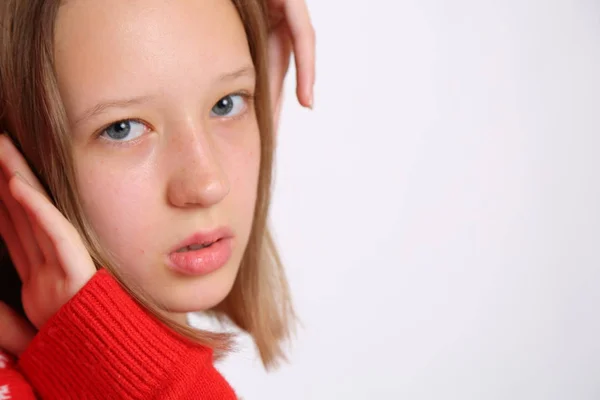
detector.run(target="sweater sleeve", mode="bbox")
[17,270,237,400]
[0,350,36,399]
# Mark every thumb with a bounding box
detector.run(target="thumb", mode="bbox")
[0,301,36,356]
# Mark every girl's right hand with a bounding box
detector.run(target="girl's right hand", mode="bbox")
[0,134,96,330]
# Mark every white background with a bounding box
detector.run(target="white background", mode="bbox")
[194,0,600,398]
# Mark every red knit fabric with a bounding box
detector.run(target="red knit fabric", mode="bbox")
[0,270,237,399]
[0,350,36,399]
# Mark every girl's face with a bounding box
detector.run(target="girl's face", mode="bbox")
[54,0,261,316]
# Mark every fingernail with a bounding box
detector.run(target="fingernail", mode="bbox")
[308,94,314,110]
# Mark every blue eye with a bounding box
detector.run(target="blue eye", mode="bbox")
[210,94,247,117]
[101,120,147,141]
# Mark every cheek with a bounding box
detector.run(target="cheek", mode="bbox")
[72,126,261,269]
[75,158,160,260]
[227,131,261,224]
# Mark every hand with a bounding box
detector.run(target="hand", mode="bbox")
[267,0,316,121]
[0,301,35,356]
[0,134,96,331]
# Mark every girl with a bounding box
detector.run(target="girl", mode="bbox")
[0,0,315,398]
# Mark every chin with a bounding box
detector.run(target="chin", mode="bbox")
[153,261,240,314]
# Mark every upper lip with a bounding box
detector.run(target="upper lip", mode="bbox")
[170,226,234,253]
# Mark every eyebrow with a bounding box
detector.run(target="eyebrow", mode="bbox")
[74,96,152,127]
[218,65,255,82]
[73,65,256,127]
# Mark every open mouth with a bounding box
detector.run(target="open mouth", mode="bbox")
[175,238,221,253]
[167,233,233,275]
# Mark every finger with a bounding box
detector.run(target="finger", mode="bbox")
[9,174,61,267]
[10,174,91,280]
[7,171,58,268]
[0,134,56,268]
[283,0,316,108]
[0,200,29,281]
[30,215,58,267]
[0,301,36,356]
[0,168,43,269]
[16,195,58,268]
[0,134,48,197]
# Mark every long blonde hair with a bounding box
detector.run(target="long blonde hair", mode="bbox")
[0,0,294,368]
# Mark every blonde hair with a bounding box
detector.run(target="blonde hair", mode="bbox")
[0,0,295,368]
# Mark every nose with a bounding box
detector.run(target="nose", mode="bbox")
[166,127,229,208]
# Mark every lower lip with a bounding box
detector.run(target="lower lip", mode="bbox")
[167,238,233,276]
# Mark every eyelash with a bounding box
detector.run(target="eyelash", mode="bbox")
[95,118,149,147]
[217,90,254,121]
[94,90,255,143]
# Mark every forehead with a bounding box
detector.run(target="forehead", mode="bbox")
[54,0,252,116]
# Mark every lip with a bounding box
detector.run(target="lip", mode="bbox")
[166,227,234,276]
[169,227,234,254]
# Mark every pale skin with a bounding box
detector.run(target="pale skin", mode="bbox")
[0,0,315,356]
[60,0,261,320]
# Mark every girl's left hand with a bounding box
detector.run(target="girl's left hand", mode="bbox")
[267,0,316,121]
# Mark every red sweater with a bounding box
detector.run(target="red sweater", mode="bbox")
[0,270,237,399]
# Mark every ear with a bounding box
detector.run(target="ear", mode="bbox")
[267,22,292,137]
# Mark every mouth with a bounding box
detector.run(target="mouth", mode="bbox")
[170,227,234,254]
[175,238,221,253]
[167,227,235,276]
